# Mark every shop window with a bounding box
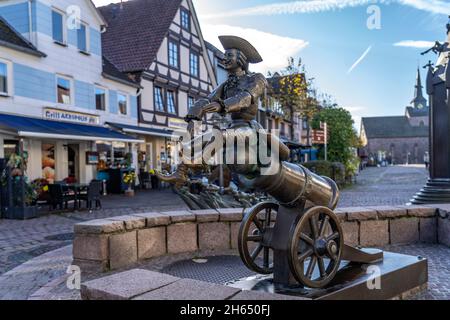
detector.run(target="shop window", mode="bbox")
[0,62,8,95]
[190,52,199,77]
[77,23,88,52]
[181,8,190,31]
[95,86,106,111]
[167,90,176,114]
[154,87,164,111]
[42,143,55,184]
[57,76,72,104]
[52,10,65,44]
[3,140,19,160]
[118,93,127,115]
[168,41,179,68]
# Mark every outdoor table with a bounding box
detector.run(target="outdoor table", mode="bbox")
[62,183,89,210]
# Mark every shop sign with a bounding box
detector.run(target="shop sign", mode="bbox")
[168,117,187,129]
[44,108,100,125]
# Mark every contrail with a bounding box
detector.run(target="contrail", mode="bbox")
[347,45,372,74]
[201,0,450,19]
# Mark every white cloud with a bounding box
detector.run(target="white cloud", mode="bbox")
[347,45,372,74]
[201,0,450,19]
[393,40,436,48]
[202,24,309,74]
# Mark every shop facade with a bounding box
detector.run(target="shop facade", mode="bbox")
[0,0,142,185]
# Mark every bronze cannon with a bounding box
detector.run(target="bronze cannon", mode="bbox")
[237,161,382,289]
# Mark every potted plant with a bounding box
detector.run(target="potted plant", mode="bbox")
[149,168,159,189]
[1,153,39,219]
[123,171,136,197]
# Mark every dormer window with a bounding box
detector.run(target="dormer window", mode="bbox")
[181,8,190,31]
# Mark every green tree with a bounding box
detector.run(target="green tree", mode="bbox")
[311,107,360,175]
[267,58,319,140]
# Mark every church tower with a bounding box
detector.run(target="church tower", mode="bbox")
[411,68,427,109]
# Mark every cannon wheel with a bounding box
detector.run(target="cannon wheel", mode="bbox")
[288,206,343,288]
[238,201,278,274]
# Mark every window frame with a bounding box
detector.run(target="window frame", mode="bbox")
[117,92,128,116]
[0,59,12,97]
[56,75,73,105]
[188,96,195,110]
[190,52,199,78]
[154,86,165,112]
[52,8,67,45]
[94,85,107,111]
[180,8,190,31]
[166,90,177,114]
[77,21,90,54]
[168,40,179,69]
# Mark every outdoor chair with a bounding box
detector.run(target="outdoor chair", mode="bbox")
[78,180,103,210]
[140,171,151,189]
[48,184,76,210]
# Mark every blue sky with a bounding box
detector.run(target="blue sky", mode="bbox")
[94,0,450,129]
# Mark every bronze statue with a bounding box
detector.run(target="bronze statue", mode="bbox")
[158,36,382,289]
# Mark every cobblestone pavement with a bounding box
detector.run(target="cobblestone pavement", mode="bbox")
[338,165,428,207]
[0,189,188,275]
[10,243,450,300]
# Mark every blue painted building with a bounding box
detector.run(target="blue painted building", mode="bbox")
[0,0,142,183]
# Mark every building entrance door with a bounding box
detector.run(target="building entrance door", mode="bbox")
[67,144,79,182]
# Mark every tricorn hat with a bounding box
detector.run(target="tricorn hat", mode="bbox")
[219,35,263,64]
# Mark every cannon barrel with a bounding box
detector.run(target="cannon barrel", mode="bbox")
[248,161,339,209]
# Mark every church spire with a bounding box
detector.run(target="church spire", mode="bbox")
[411,68,427,109]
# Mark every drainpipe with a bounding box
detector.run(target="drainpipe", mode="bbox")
[28,0,33,43]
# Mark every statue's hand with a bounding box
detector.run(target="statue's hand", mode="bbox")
[202,102,222,114]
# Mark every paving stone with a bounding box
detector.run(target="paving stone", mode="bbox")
[401,205,437,218]
[167,223,197,254]
[132,212,171,227]
[193,209,220,222]
[346,207,378,221]
[137,227,166,260]
[218,208,244,222]
[438,217,450,247]
[230,222,241,249]
[375,206,407,219]
[109,231,138,270]
[161,210,196,223]
[231,290,308,300]
[390,218,419,245]
[360,220,389,246]
[74,219,125,234]
[420,218,437,243]
[107,215,146,230]
[341,221,359,246]
[73,234,108,261]
[133,278,239,300]
[198,222,230,250]
[81,269,179,300]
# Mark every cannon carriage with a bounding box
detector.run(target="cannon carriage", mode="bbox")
[237,162,382,289]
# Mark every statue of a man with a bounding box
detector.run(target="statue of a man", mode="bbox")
[158,36,289,187]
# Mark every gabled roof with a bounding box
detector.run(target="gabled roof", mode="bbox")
[361,116,428,139]
[98,0,182,73]
[102,56,141,89]
[0,17,46,57]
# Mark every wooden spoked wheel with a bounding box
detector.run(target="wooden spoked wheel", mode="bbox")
[238,201,278,274]
[288,206,343,288]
